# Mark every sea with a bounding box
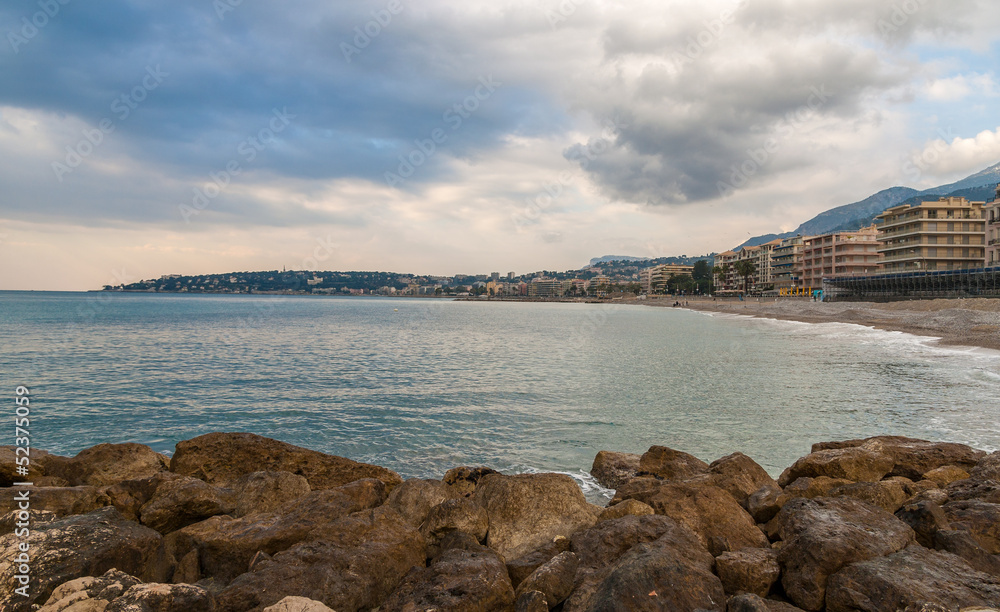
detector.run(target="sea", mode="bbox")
[2,291,998,501]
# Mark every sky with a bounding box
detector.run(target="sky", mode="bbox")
[1,0,999,290]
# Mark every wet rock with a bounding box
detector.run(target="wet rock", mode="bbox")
[0,507,162,611]
[516,590,549,612]
[442,466,500,497]
[825,545,1000,612]
[923,465,971,487]
[514,551,579,608]
[382,543,514,611]
[507,537,571,589]
[716,547,781,597]
[637,445,710,481]
[971,451,1000,481]
[775,497,915,611]
[216,506,426,612]
[895,499,951,548]
[472,473,597,560]
[811,437,987,481]
[707,452,778,508]
[55,443,170,487]
[828,480,909,513]
[262,596,336,612]
[163,478,386,584]
[169,432,402,491]
[935,529,1000,577]
[106,583,215,612]
[385,478,460,527]
[0,485,111,518]
[38,569,142,612]
[598,498,654,522]
[139,476,236,534]
[421,497,489,557]
[948,478,1000,504]
[943,500,1000,554]
[778,444,893,487]
[590,451,641,489]
[230,470,311,517]
[616,480,768,555]
[748,483,784,524]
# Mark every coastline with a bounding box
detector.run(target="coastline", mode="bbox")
[642,296,1000,352]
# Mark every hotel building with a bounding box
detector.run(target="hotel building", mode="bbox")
[876,197,986,273]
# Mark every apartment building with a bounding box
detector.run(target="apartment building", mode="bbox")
[987,185,1000,266]
[713,251,739,292]
[771,236,804,293]
[641,263,695,293]
[801,226,880,288]
[876,197,986,273]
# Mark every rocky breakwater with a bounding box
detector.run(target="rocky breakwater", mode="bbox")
[0,433,998,611]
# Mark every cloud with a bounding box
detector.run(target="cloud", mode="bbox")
[907,126,1000,178]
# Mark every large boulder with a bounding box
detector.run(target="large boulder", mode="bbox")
[597,499,654,522]
[923,465,971,487]
[971,451,1000,481]
[778,444,893,486]
[726,593,807,612]
[942,500,1000,554]
[103,473,186,522]
[812,437,986,481]
[54,443,170,487]
[637,445,710,481]
[827,480,908,513]
[162,478,386,584]
[775,497,915,611]
[138,476,236,534]
[825,545,1000,612]
[106,583,215,612]
[506,537,572,589]
[715,547,781,598]
[385,478,460,527]
[230,471,311,517]
[514,551,579,608]
[472,473,598,560]
[443,466,500,497]
[894,499,951,548]
[934,529,1000,577]
[421,497,489,557]
[705,452,778,508]
[947,478,1000,504]
[0,485,111,517]
[37,569,142,612]
[590,451,641,489]
[169,432,402,490]
[215,506,425,612]
[262,597,336,612]
[615,481,768,555]
[0,446,64,487]
[381,543,515,611]
[0,507,162,611]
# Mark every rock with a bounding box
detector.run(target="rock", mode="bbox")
[106,583,215,612]
[590,451,641,489]
[514,551,579,608]
[472,473,597,560]
[828,480,909,513]
[716,547,781,597]
[55,443,170,487]
[421,497,489,557]
[608,476,667,505]
[924,465,971,487]
[139,476,236,534]
[895,499,951,548]
[38,569,142,612]
[580,528,725,612]
[637,445,710,481]
[230,471,311,517]
[163,478,386,584]
[506,537,572,589]
[381,543,515,611]
[0,508,57,535]
[971,451,1000,481]
[442,466,500,497]
[748,483,784,523]
[169,432,402,491]
[707,452,779,508]
[935,529,1000,577]
[0,507,162,611]
[778,445,893,487]
[909,487,951,507]
[516,590,549,612]
[726,593,806,612]
[0,485,111,517]
[781,477,854,504]
[825,545,1000,612]
[616,480,768,556]
[0,446,61,486]
[811,437,987,481]
[215,506,425,612]
[385,478,460,527]
[597,498,654,522]
[103,473,185,522]
[775,497,915,611]
[262,596,336,612]
[434,529,488,558]
[948,478,1000,504]
[943,500,1000,554]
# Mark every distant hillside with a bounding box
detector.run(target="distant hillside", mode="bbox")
[588,255,652,266]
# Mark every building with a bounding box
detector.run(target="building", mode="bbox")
[713,251,739,293]
[771,236,805,294]
[801,226,880,288]
[876,197,986,273]
[641,263,695,293]
[528,279,564,296]
[987,185,1000,266]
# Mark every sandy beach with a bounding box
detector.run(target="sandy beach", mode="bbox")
[644,297,1000,351]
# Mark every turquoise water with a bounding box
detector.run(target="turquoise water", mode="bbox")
[1,291,998,498]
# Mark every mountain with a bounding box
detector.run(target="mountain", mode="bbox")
[739,162,1000,249]
[588,255,653,266]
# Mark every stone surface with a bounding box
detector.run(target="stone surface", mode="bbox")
[895,499,951,548]
[935,529,1000,577]
[716,547,781,597]
[748,483,784,523]
[781,477,854,502]
[442,466,500,497]
[597,498,654,522]
[924,465,972,487]
[163,478,386,584]
[943,500,1000,554]
[0,507,162,611]
[421,497,489,557]
[590,451,641,489]
[38,569,142,612]
[0,446,60,486]
[105,583,215,612]
[169,432,402,490]
[828,480,909,513]
[707,452,779,508]
[385,478,460,527]
[775,497,915,611]
[778,445,893,487]
[0,508,58,536]
[262,597,336,612]
[970,451,1000,481]
[825,545,1000,612]
[514,551,579,608]
[811,437,987,480]
[55,443,170,487]
[637,445,710,481]
[0,485,111,517]
[472,473,597,560]
[230,471,312,517]
[138,476,236,534]
[947,479,1000,504]
[506,537,572,589]
[515,590,549,612]
[103,473,185,522]
[381,543,515,611]
[726,593,807,612]
[216,506,426,612]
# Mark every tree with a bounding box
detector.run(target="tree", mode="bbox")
[734,260,756,295]
[692,260,710,281]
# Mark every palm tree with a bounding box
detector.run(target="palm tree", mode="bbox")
[711,265,722,291]
[734,260,756,295]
